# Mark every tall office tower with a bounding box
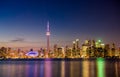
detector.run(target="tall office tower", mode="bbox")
[54,44,58,56]
[91,40,95,47]
[111,43,115,57]
[46,21,50,58]
[73,41,76,50]
[76,39,79,49]
[54,44,57,52]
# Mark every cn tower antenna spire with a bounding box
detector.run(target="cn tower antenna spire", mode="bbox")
[46,21,50,36]
[47,21,50,32]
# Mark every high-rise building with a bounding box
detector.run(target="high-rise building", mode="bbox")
[104,44,110,57]
[54,44,57,53]
[54,44,58,57]
[46,21,50,58]
[72,41,76,49]
[76,39,79,49]
[111,43,115,57]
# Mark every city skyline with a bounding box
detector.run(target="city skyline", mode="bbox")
[0,0,120,48]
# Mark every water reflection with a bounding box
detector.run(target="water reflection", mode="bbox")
[25,63,29,77]
[82,60,89,77]
[61,61,65,77]
[0,59,120,77]
[50,61,61,77]
[115,62,118,77]
[44,61,52,77]
[70,61,82,77]
[89,60,96,77]
[97,58,105,77]
[65,61,71,77]
[17,65,24,77]
[40,61,44,77]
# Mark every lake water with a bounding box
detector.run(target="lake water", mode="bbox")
[0,58,120,77]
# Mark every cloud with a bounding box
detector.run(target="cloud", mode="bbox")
[10,38,25,42]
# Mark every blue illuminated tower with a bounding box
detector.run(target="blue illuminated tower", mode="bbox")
[46,21,50,58]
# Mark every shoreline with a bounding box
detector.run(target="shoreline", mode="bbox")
[0,58,120,61]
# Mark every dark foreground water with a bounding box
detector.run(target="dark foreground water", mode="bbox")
[0,58,120,77]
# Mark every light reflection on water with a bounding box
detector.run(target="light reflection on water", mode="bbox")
[61,61,65,77]
[44,61,51,77]
[82,60,89,77]
[97,58,105,77]
[0,59,120,77]
[89,60,96,77]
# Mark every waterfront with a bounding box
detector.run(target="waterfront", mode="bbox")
[0,58,120,77]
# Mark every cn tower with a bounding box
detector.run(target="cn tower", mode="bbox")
[46,21,50,58]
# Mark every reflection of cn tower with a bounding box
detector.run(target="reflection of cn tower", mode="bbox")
[46,21,50,58]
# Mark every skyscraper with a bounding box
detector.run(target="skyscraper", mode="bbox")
[46,21,50,58]
[76,39,79,49]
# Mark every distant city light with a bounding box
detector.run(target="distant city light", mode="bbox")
[96,42,98,45]
[73,41,75,44]
[98,40,102,42]
[101,44,105,46]
[76,39,79,41]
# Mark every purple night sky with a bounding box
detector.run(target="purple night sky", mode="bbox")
[0,0,120,48]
